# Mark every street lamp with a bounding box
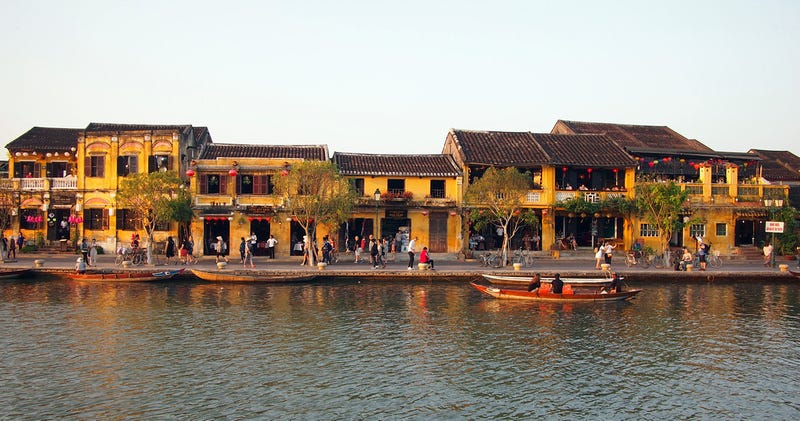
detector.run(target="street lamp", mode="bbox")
[374,188,381,239]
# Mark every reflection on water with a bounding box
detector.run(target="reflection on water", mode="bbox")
[1,278,799,419]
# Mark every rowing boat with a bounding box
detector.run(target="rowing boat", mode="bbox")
[69,268,185,282]
[0,268,31,280]
[481,274,615,285]
[191,269,316,283]
[470,281,641,302]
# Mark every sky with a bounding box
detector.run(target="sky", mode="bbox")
[1,0,798,156]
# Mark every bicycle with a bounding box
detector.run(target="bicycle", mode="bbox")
[479,251,500,268]
[707,250,722,269]
[624,250,650,268]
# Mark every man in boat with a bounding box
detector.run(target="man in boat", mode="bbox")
[551,273,564,294]
[602,272,623,293]
[527,273,541,292]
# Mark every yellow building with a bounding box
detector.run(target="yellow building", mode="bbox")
[189,143,329,258]
[332,152,463,253]
[442,129,637,252]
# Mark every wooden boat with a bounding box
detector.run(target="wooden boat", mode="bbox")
[790,270,800,279]
[69,268,185,282]
[482,274,616,286]
[470,281,641,302]
[0,268,31,280]
[191,269,316,283]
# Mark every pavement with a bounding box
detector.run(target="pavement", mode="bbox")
[3,250,798,282]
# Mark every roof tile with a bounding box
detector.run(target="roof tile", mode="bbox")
[333,152,461,177]
[199,143,329,161]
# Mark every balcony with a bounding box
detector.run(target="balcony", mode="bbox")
[13,177,77,191]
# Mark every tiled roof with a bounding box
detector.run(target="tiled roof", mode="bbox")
[748,149,800,182]
[199,143,329,161]
[532,134,637,168]
[554,120,714,153]
[85,123,193,135]
[5,127,81,152]
[333,152,462,177]
[448,129,550,166]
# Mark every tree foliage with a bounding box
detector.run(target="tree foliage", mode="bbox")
[0,188,13,235]
[272,160,356,265]
[773,205,799,255]
[634,181,690,255]
[464,167,539,266]
[116,171,184,265]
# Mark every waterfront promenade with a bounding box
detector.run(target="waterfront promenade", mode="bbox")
[3,250,798,282]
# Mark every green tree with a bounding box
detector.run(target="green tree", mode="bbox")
[116,171,184,265]
[464,167,539,266]
[601,195,638,248]
[634,181,690,256]
[774,205,799,256]
[273,160,356,265]
[0,188,13,236]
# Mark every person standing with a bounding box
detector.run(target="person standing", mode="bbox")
[215,236,228,263]
[698,241,709,271]
[80,238,89,263]
[75,257,86,274]
[595,247,604,269]
[407,236,417,270]
[164,237,176,265]
[89,239,98,266]
[763,242,774,267]
[8,235,16,260]
[239,237,247,264]
[266,235,277,259]
[603,242,616,265]
[353,235,362,263]
[17,232,25,250]
[370,238,380,269]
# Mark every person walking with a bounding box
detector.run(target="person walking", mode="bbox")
[80,239,89,263]
[243,240,255,269]
[164,237,176,265]
[407,236,417,270]
[215,236,228,263]
[239,237,247,264]
[7,235,16,260]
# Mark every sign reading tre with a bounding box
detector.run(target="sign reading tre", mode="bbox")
[765,221,785,233]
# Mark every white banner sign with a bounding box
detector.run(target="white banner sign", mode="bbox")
[765,221,785,233]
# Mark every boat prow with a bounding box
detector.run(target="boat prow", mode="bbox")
[470,281,640,302]
[191,269,316,283]
[0,268,31,280]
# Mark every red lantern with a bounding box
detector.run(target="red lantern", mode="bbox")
[586,168,592,173]
[648,162,655,168]
[185,169,195,177]
[562,166,568,172]
[280,169,289,177]
[612,168,618,173]
[265,217,271,222]
[228,169,238,177]
[248,217,254,222]
[542,209,548,216]
[449,211,457,216]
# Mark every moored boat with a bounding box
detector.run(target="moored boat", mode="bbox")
[470,281,640,302]
[191,269,316,283]
[69,268,185,282]
[0,268,31,280]
[482,273,616,286]
[790,270,800,279]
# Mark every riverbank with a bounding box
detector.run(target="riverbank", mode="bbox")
[2,251,798,283]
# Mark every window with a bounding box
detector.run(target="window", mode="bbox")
[46,161,69,178]
[148,155,172,173]
[430,180,445,198]
[20,209,39,230]
[387,179,405,196]
[14,161,40,178]
[200,174,227,194]
[689,224,705,239]
[85,156,105,177]
[351,178,364,196]
[117,155,139,176]
[85,209,109,230]
[639,223,658,237]
[116,209,138,231]
[155,220,170,231]
[715,223,727,236]
[237,175,271,195]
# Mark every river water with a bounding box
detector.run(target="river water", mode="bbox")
[1,278,799,420]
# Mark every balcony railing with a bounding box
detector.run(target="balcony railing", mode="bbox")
[19,178,46,190]
[50,177,77,189]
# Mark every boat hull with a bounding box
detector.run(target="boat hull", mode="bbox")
[191,269,316,283]
[0,269,31,280]
[69,268,184,282]
[471,282,640,302]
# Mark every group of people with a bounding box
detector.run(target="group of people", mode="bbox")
[0,233,24,260]
[594,241,617,269]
